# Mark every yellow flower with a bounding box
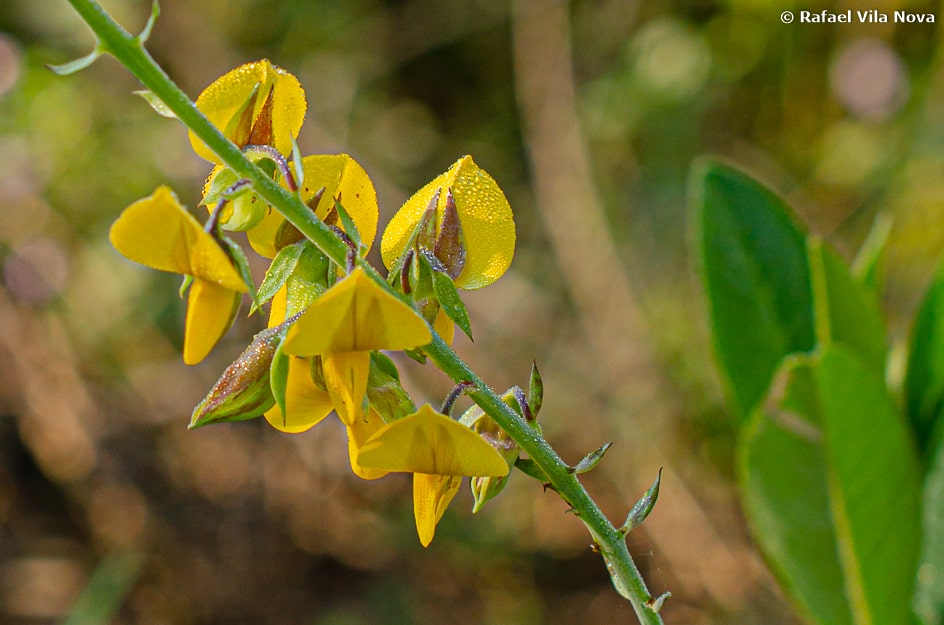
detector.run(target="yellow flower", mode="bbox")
[189,59,306,163]
[357,404,510,546]
[281,267,431,425]
[109,186,248,365]
[381,156,515,289]
[243,154,379,258]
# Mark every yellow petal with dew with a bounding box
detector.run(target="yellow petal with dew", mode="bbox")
[189,60,306,162]
[183,278,242,365]
[264,357,334,433]
[381,156,515,289]
[299,154,379,250]
[413,473,461,547]
[357,404,509,476]
[346,409,389,480]
[282,267,431,355]
[322,351,370,426]
[109,186,247,292]
[244,154,380,258]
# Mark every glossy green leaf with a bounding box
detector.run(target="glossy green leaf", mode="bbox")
[741,347,921,625]
[808,238,887,376]
[740,355,852,625]
[815,346,921,625]
[252,241,305,314]
[691,160,815,421]
[905,264,944,462]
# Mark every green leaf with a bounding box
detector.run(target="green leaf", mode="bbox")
[741,348,922,625]
[432,269,473,340]
[905,264,944,462]
[808,238,887,376]
[252,242,305,314]
[740,355,853,625]
[690,160,815,421]
[915,439,944,625]
[815,346,921,625]
[46,48,102,76]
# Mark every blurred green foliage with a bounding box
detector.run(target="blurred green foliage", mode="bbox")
[0,0,942,623]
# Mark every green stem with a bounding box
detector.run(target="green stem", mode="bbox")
[64,1,664,622]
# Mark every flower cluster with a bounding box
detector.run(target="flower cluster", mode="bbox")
[111,60,523,545]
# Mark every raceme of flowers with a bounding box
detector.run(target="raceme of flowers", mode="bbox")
[110,60,521,545]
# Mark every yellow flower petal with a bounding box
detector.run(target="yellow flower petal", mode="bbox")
[356,404,509,477]
[322,351,370,426]
[110,186,247,292]
[433,308,455,345]
[264,357,333,433]
[242,154,380,258]
[246,208,284,258]
[189,60,306,163]
[346,410,389,480]
[300,154,379,250]
[282,267,431,355]
[413,473,461,547]
[183,278,242,365]
[381,156,515,289]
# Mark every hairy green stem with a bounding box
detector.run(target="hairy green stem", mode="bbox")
[64,1,664,622]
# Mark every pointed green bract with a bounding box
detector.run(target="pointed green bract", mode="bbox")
[691,160,815,421]
[621,468,662,534]
[574,442,613,474]
[432,269,473,340]
[46,48,102,75]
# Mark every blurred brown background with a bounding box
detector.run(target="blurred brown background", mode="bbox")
[0,0,942,623]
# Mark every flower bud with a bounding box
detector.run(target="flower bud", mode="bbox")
[189,325,282,428]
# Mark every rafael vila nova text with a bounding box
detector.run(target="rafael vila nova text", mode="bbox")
[799,9,935,23]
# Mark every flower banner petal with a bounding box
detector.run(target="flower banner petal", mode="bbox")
[110,186,247,292]
[189,60,306,163]
[282,267,431,355]
[357,405,509,477]
[381,156,515,289]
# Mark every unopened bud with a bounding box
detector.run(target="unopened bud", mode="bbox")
[189,325,282,428]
